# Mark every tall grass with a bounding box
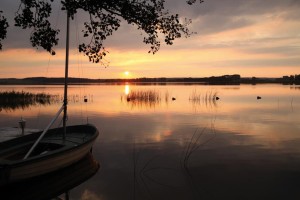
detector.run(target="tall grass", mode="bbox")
[121,89,169,109]
[189,89,218,109]
[0,91,60,111]
[127,90,161,102]
[180,121,217,199]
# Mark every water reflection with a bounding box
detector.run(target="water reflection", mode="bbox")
[98,126,300,200]
[1,84,300,199]
[0,152,99,200]
[131,127,218,199]
[124,84,130,95]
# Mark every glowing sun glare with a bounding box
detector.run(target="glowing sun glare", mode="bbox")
[124,71,130,76]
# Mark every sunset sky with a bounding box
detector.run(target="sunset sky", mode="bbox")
[0,0,299,79]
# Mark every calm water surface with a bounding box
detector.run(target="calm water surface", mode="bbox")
[1,84,300,199]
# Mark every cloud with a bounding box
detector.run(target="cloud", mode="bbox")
[217,57,300,68]
[167,0,300,34]
[0,0,299,78]
[240,46,300,57]
[1,0,299,50]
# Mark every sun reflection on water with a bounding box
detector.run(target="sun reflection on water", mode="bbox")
[124,84,130,95]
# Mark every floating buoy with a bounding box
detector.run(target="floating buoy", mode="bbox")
[172,97,176,101]
[257,96,261,100]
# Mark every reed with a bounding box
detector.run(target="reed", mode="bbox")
[189,89,218,109]
[127,90,161,102]
[164,90,170,103]
[122,89,161,109]
[0,91,60,111]
[180,121,217,198]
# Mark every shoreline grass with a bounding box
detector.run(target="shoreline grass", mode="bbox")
[0,91,60,111]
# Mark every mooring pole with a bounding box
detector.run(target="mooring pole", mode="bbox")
[63,9,70,140]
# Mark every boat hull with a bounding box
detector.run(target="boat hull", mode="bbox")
[0,152,99,200]
[0,124,99,185]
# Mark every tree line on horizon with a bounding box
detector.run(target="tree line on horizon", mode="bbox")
[0,74,300,85]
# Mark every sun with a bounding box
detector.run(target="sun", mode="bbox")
[122,71,132,79]
[124,71,130,76]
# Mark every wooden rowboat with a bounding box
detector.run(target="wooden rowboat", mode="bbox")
[0,124,98,185]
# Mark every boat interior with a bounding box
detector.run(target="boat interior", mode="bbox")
[0,131,94,161]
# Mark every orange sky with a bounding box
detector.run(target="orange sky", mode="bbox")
[0,0,299,79]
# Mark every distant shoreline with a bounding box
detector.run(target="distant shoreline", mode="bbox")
[0,75,299,85]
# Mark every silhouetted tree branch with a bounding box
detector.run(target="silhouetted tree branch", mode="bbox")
[186,0,204,5]
[1,0,204,63]
[0,11,9,50]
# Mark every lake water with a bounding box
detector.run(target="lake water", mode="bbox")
[1,84,300,199]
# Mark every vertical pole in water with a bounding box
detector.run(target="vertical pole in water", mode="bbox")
[63,10,70,140]
[65,191,70,200]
